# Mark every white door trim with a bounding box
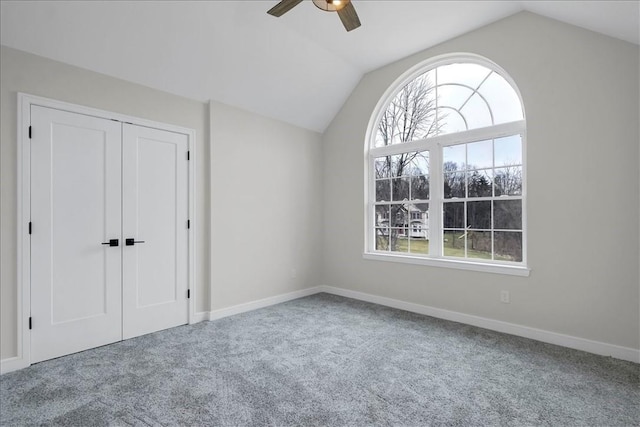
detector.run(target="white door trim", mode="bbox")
[11,92,197,373]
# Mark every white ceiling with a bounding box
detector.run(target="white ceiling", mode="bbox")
[1,1,638,132]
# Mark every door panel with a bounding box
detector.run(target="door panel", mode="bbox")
[136,138,178,307]
[30,106,122,363]
[122,124,189,339]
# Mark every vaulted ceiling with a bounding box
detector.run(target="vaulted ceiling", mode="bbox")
[1,1,638,132]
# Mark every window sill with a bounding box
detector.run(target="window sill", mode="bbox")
[363,252,530,277]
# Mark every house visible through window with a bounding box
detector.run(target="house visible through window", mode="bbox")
[367,56,526,270]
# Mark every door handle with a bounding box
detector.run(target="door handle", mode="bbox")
[101,239,119,247]
[125,238,145,246]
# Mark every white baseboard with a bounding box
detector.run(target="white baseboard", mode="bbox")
[191,311,210,324]
[318,285,640,364]
[0,356,29,375]
[208,287,323,321]
[4,284,637,372]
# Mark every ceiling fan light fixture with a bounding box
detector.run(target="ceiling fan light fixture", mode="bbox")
[312,0,349,12]
[268,0,361,32]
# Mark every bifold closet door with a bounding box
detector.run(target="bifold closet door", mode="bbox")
[122,124,189,339]
[30,106,123,363]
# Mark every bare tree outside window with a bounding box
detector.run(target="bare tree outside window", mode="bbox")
[377,73,442,146]
[375,73,443,252]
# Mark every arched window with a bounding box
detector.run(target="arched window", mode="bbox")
[366,55,528,275]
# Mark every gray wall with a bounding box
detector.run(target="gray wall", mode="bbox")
[322,12,640,350]
[209,102,323,310]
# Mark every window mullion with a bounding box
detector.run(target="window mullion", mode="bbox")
[368,154,376,253]
[371,139,429,157]
[430,144,442,258]
[369,121,525,156]
[491,138,495,261]
[521,131,528,265]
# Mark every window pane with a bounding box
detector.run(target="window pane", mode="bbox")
[443,144,465,171]
[374,156,392,179]
[467,170,492,198]
[376,179,390,202]
[443,230,465,257]
[390,229,408,253]
[438,108,467,134]
[460,93,493,129]
[410,152,429,175]
[408,203,429,242]
[389,154,405,177]
[375,72,438,146]
[494,166,522,196]
[438,84,473,110]
[374,132,387,148]
[494,135,522,167]
[444,173,465,198]
[409,237,429,254]
[478,72,523,124]
[375,229,389,251]
[443,202,464,229]
[390,205,407,227]
[467,231,492,260]
[410,205,428,218]
[391,177,409,201]
[494,231,522,262]
[409,202,429,246]
[409,151,430,200]
[467,139,493,169]
[494,200,522,230]
[437,63,492,88]
[467,201,491,229]
[411,175,429,200]
[375,205,389,227]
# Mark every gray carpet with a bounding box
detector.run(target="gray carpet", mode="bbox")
[1,293,638,426]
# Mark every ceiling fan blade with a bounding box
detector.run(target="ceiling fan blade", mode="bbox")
[267,0,304,17]
[337,1,361,32]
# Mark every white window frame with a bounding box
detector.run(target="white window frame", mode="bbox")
[363,54,529,277]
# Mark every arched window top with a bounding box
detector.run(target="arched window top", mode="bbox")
[374,59,524,148]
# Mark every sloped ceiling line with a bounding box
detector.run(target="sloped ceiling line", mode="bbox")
[1,1,637,132]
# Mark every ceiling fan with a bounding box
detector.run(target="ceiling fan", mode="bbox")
[267,0,361,32]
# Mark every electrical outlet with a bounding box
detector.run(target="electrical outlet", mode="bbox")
[500,290,510,304]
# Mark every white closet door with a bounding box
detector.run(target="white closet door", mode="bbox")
[30,106,123,363]
[122,124,189,339]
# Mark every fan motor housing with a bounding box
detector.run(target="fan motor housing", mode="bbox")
[312,0,350,12]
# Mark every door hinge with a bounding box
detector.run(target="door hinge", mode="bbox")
[28,126,32,139]
[187,151,190,161]
[187,220,190,229]
[187,289,191,299]
[28,222,32,235]
[29,317,32,330]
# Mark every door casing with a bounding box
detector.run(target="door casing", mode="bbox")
[12,93,197,372]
